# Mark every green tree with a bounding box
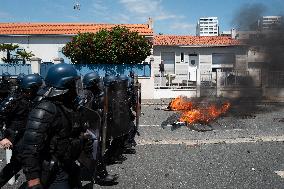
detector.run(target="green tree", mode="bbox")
[16,49,35,64]
[0,43,19,63]
[62,26,152,64]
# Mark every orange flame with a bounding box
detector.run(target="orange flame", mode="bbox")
[168,96,193,111]
[169,96,231,125]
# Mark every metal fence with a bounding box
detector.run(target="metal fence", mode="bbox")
[200,72,217,97]
[40,62,54,78]
[74,63,151,77]
[266,71,284,88]
[219,70,261,87]
[154,73,197,89]
[0,63,32,77]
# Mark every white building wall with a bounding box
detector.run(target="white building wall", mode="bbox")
[0,35,72,62]
[153,46,247,73]
[139,77,154,99]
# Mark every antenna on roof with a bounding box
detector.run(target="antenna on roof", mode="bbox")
[73,1,80,10]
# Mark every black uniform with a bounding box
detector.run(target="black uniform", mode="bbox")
[82,87,119,184]
[21,94,90,189]
[82,88,103,161]
[0,92,32,187]
[125,76,138,148]
[0,80,12,102]
[103,75,133,164]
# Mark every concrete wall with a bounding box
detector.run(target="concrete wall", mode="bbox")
[153,89,197,99]
[139,77,154,99]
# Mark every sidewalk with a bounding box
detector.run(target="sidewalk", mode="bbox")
[142,97,284,105]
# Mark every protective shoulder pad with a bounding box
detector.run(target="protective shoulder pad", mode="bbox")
[29,101,58,123]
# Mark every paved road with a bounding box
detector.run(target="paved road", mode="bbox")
[1,101,284,189]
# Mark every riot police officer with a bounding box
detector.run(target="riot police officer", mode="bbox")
[103,74,133,164]
[124,71,139,153]
[21,63,93,189]
[12,73,26,94]
[0,72,12,101]
[0,74,43,187]
[82,72,118,185]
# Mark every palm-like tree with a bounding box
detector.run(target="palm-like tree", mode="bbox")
[0,43,19,63]
[16,49,35,64]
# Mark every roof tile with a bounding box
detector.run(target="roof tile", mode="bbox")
[153,35,241,46]
[0,23,153,36]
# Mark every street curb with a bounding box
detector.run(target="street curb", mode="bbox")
[137,135,284,146]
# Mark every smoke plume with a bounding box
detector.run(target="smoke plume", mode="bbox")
[233,3,284,71]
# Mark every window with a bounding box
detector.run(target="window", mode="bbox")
[181,52,184,62]
[212,53,235,64]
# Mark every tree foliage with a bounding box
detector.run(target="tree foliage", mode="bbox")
[16,49,35,64]
[62,26,152,64]
[0,43,19,63]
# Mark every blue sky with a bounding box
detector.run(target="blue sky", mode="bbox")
[1,0,284,35]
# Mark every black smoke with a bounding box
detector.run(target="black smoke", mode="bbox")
[226,3,284,117]
[232,3,266,31]
[232,3,284,71]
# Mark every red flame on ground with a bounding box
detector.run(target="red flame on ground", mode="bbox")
[169,96,231,124]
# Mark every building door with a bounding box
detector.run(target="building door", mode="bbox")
[161,52,175,74]
[188,54,198,81]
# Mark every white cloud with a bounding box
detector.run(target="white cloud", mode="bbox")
[170,23,196,35]
[91,0,109,18]
[156,13,184,21]
[89,0,131,23]
[119,0,183,21]
[120,0,160,14]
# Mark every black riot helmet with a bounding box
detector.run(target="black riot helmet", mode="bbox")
[2,72,10,81]
[103,75,116,87]
[82,72,100,89]
[21,74,43,98]
[44,63,80,98]
[16,73,25,85]
[117,74,129,88]
[21,74,43,90]
[117,74,128,82]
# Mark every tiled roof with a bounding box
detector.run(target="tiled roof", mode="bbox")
[153,35,241,46]
[0,23,153,36]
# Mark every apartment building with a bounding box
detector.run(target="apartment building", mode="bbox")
[196,17,219,36]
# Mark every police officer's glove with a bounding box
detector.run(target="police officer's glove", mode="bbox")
[80,134,94,155]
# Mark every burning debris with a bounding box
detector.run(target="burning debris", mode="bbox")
[164,96,231,130]
[168,96,193,111]
[179,103,230,124]
[161,113,181,129]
